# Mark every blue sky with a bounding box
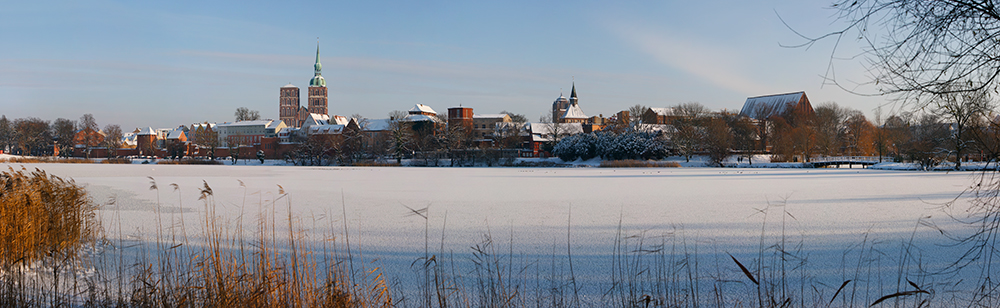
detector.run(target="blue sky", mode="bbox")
[0,0,887,130]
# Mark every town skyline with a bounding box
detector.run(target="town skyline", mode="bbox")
[2,1,887,130]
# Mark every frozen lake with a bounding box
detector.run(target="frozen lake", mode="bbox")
[4,163,990,305]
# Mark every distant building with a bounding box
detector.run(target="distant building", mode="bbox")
[217,120,287,147]
[472,113,511,140]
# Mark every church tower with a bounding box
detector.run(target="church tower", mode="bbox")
[569,82,578,106]
[279,83,300,127]
[308,41,328,116]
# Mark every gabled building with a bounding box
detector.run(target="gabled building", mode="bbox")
[739,91,814,123]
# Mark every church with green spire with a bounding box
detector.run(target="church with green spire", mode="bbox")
[277,42,330,128]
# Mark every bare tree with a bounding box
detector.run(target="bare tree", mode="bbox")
[235,107,261,122]
[804,1,1000,101]
[933,86,993,169]
[704,117,732,167]
[0,115,11,153]
[78,114,99,158]
[388,118,412,165]
[537,114,571,156]
[51,118,76,157]
[13,118,50,156]
[102,124,123,158]
[813,102,845,156]
[628,104,648,125]
[669,102,707,162]
[726,113,758,165]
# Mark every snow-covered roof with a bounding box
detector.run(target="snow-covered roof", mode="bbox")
[404,114,442,122]
[166,129,185,140]
[740,91,806,120]
[330,115,349,125]
[562,103,587,119]
[122,132,137,146]
[191,123,215,130]
[266,120,284,130]
[137,127,156,136]
[474,114,509,119]
[364,119,391,131]
[308,124,345,135]
[526,122,584,136]
[408,104,437,115]
[300,114,330,127]
[647,107,671,117]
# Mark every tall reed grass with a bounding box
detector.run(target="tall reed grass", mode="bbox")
[0,169,392,307]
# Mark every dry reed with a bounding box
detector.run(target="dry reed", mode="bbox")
[0,157,95,164]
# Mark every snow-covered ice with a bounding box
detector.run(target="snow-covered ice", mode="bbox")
[2,162,990,301]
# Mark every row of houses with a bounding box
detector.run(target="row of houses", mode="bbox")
[65,91,814,160]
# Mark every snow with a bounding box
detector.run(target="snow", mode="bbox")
[562,102,587,119]
[1,161,992,300]
[408,104,437,115]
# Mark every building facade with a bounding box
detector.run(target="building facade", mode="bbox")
[279,84,300,127]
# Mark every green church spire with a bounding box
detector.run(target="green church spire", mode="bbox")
[314,41,322,74]
[309,39,326,87]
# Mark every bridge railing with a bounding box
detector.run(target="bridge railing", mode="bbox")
[810,156,890,163]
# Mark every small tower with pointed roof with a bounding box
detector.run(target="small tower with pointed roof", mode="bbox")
[569,82,578,105]
[308,41,329,116]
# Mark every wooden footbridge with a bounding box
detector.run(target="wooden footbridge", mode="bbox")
[808,156,887,168]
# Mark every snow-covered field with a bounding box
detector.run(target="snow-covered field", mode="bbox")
[2,162,991,302]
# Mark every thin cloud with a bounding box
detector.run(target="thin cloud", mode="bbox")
[611,23,769,95]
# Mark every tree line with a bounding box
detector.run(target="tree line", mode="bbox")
[0,114,124,158]
[552,93,998,169]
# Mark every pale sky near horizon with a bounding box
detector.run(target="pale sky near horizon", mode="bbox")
[0,0,890,131]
